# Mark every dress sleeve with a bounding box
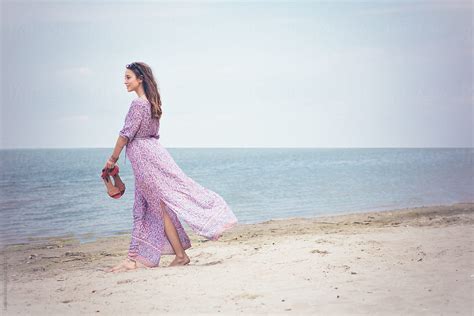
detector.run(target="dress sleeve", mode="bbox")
[119,100,146,143]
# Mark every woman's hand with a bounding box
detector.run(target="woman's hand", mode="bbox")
[105,158,116,170]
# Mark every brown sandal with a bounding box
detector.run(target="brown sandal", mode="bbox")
[101,167,124,199]
[107,165,126,196]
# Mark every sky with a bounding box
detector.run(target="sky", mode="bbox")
[1,0,472,149]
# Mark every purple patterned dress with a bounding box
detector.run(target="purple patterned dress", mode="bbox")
[118,98,238,267]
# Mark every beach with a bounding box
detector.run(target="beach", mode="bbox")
[2,202,473,315]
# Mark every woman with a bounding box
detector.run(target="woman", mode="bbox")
[105,62,238,273]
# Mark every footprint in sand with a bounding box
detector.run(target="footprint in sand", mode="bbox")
[203,260,222,266]
[314,239,335,244]
[311,249,330,255]
[117,279,133,284]
[195,252,213,259]
[232,293,263,300]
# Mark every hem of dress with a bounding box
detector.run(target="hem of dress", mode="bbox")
[130,231,193,260]
[161,241,193,255]
[198,199,238,239]
[127,254,159,268]
[131,235,163,252]
[154,190,238,242]
[209,218,239,241]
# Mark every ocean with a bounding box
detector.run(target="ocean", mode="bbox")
[0,148,472,246]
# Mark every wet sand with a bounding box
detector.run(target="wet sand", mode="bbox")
[2,203,473,315]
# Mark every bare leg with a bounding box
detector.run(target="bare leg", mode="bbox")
[162,205,190,266]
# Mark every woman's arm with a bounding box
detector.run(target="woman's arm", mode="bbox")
[110,135,128,162]
[107,99,145,167]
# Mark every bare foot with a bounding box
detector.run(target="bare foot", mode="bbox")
[168,254,191,267]
[106,258,147,273]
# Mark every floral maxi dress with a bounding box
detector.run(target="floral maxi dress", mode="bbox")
[118,98,238,267]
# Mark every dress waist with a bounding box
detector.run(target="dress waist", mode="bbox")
[133,135,160,141]
[123,135,160,165]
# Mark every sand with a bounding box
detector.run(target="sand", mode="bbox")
[1,202,473,315]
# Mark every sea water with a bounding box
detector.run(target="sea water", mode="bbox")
[0,148,472,246]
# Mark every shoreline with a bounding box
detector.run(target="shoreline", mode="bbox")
[5,201,472,248]
[3,202,473,315]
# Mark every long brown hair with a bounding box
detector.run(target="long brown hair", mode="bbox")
[126,62,163,120]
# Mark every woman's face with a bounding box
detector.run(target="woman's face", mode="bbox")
[124,69,142,92]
